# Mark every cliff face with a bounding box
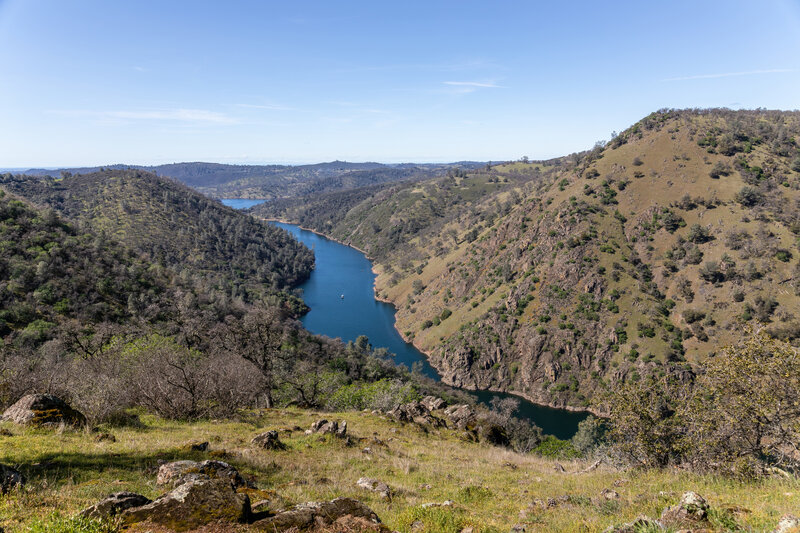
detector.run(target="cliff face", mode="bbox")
[259,109,800,410]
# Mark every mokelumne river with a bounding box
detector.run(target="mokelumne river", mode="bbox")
[221,200,587,438]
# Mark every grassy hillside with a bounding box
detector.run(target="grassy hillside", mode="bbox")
[258,109,800,411]
[0,169,313,303]
[2,409,797,532]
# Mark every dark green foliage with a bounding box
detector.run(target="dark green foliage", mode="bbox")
[1,171,313,300]
[0,191,170,343]
[686,224,711,243]
[735,186,763,207]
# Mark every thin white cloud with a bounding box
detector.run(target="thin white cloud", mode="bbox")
[234,103,295,111]
[49,108,237,124]
[443,81,506,88]
[662,68,794,82]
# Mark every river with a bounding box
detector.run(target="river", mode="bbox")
[221,200,587,438]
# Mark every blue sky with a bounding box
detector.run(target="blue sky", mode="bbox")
[1,0,799,167]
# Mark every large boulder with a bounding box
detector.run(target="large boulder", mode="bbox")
[2,394,85,427]
[122,477,250,531]
[156,459,248,489]
[79,492,152,520]
[0,464,25,494]
[252,497,381,531]
[659,491,709,528]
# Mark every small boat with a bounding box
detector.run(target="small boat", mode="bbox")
[340,294,345,299]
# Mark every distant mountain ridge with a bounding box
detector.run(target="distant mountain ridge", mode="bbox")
[15,160,487,200]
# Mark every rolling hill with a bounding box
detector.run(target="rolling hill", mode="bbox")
[16,161,480,201]
[257,108,800,412]
[0,169,313,303]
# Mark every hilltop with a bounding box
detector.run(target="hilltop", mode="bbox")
[0,169,313,303]
[257,108,800,411]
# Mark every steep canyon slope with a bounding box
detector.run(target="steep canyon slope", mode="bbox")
[257,109,800,411]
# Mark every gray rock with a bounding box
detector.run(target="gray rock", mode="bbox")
[252,430,286,450]
[0,464,24,494]
[388,402,446,428]
[601,488,620,500]
[773,514,800,533]
[156,459,247,489]
[356,477,392,499]
[420,396,447,411]
[659,491,709,527]
[251,497,380,531]
[122,477,250,531]
[2,394,85,427]
[443,404,476,429]
[310,419,338,434]
[79,492,151,519]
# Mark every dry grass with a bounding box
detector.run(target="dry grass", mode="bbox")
[1,409,798,532]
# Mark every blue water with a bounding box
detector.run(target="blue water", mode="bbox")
[220,198,266,209]
[270,221,589,439]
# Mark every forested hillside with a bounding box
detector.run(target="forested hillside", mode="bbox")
[258,109,800,411]
[0,170,313,303]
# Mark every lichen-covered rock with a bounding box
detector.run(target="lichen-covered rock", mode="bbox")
[122,478,250,531]
[0,464,25,494]
[773,514,800,533]
[251,497,381,531]
[659,491,709,527]
[79,492,151,519]
[1,394,85,427]
[252,430,286,450]
[356,477,392,500]
[156,459,247,489]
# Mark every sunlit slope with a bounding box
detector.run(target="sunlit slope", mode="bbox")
[260,109,800,410]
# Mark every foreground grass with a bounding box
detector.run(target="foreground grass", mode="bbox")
[1,410,798,532]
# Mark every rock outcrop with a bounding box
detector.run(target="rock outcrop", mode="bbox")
[156,459,248,489]
[78,492,152,520]
[252,430,287,450]
[122,477,250,531]
[308,419,347,437]
[1,394,85,427]
[659,491,709,528]
[252,497,382,531]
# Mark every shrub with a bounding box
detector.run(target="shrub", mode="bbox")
[735,186,763,207]
[682,329,800,475]
[571,415,606,456]
[687,224,711,243]
[533,435,581,459]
